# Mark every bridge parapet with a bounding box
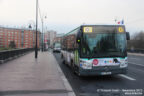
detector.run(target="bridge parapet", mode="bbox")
[0,48,34,64]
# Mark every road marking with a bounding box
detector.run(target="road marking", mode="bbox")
[119,74,136,81]
[128,53,144,56]
[52,53,76,96]
[129,57,139,60]
[129,62,144,67]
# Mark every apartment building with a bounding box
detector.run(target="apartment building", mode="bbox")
[44,30,56,47]
[0,27,41,48]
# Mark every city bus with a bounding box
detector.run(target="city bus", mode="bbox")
[61,25,130,76]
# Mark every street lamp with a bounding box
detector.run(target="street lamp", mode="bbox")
[28,20,36,30]
[41,16,47,52]
[29,24,32,29]
[35,0,38,58]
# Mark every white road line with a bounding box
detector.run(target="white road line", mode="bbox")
[129,62,144,67]
[119,74,136,81]
[128,53,144,56]
[129,57,139,60]
[53,53,76,96]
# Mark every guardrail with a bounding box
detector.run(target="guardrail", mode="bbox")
[127,48,144,53]
[0,48,34,63]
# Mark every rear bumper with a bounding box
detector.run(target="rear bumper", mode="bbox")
[79,67,128,76]
[53,50,61,52]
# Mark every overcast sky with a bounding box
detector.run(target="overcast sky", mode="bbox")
[0,0,144,34]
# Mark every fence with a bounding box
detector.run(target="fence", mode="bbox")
[127,48,144,53]
[0,48,34,63]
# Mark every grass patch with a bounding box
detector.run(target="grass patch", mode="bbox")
[0,47,17,51]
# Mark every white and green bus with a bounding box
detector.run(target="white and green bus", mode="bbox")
[61,25,130,76]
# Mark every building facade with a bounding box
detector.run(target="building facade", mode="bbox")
[53,33,64,43]
[0,27,41,48]
[44,30,56,47]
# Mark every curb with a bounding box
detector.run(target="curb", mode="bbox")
[51,52,76,96]
[128,52,144,56]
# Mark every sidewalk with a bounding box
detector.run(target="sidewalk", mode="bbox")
[0,51,75,96]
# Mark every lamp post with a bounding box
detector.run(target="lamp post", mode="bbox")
[41,19,44,51]
[41,16,47,52]
[35,0,38,58]
[28,20,36,30]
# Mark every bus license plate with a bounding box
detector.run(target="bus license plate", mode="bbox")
[101,72,111,75]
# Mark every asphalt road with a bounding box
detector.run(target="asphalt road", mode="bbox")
[53,52,144,96]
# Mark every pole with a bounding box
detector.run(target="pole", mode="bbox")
[42,20,44,51]
[35,0,38,58]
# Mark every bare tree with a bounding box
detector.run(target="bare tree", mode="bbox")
[128,31,144,50]
[9,41,16,48]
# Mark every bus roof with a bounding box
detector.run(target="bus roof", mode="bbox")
[62,24,125,37]
[63,26,80,37]
[80,24,125,27]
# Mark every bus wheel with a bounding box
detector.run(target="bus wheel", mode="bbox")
[77,68,82,77]
[71,62,76,74]
[62,60,65,65]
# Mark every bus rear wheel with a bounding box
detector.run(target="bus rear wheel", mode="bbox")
[71,62,76,74]
[62,60,65,65]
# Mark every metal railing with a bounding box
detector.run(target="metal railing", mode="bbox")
[127,48,144,53]
[0,48,34,63]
